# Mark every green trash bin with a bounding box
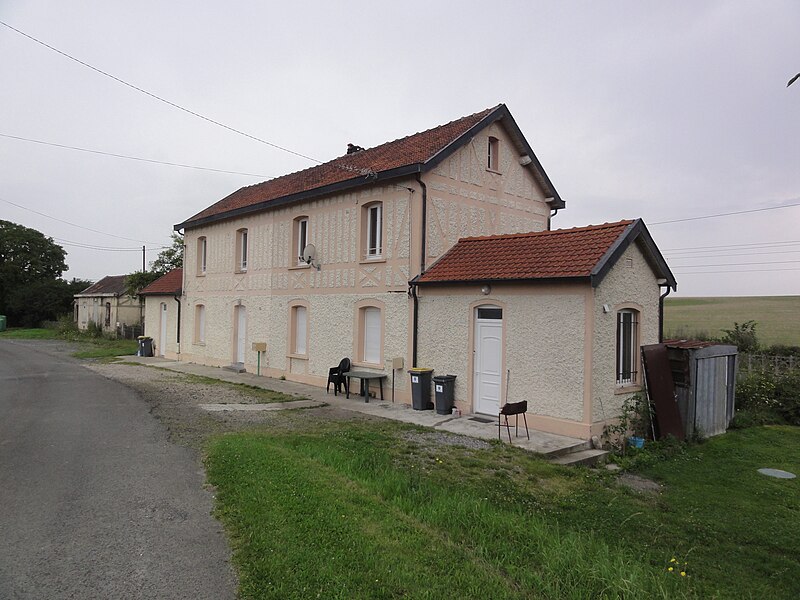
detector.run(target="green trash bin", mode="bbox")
[0,315,6,332]
[409,368,434,410]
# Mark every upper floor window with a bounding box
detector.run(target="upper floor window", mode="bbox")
[487,136,499,171]
[293,217,309,266]
[362,202,383,260]
[616,309,640,385]
[197,237,207,275]
[236,228,248,272]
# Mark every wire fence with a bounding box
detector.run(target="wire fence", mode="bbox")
[738,353,800,378]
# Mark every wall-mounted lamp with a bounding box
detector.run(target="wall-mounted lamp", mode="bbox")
[480,284,492,295]
[602,304,611,314]
[519,155,532,166]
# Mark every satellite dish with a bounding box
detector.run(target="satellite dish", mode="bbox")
[301,244,320,270]
[301,244,316,264]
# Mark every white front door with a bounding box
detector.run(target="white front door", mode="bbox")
[473,306,503,415]
[159,303,168,357]
[235,306,247,364]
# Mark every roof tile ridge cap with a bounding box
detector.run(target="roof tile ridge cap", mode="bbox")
[329,106,498,160]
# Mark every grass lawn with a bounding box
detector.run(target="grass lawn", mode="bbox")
[205,423,800,599]
[664,296,800,346]
[0,327,138,359]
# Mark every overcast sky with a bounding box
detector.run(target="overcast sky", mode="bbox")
[1,1,798,296]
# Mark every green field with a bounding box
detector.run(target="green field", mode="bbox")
[664,296,800,347]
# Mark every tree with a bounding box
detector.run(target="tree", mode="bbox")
[6,278,89,328]
[0,220,68,323]
[721,320,759,353]
[150,233,184,275]
[124,233,183,298]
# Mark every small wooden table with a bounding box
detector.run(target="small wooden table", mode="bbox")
[345,371,387,403]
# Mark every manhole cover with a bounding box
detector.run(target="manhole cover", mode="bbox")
[757,468,796,479]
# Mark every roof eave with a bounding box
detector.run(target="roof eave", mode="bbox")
[589,219,677,290]
[175,164,422,231]
[412,275,589,287]
[420,104,565,210]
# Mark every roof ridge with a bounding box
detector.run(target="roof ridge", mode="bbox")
[458,219,635,243]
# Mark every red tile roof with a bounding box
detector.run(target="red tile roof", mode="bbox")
[75,275,129,296]
[177,106,501,228]
[416,221,636,284]
[139,268,183,296]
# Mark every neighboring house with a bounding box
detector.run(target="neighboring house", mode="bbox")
[139,268,183,358]
[170,103,676,439]
[412,219,676,439]
[74,275,142,333]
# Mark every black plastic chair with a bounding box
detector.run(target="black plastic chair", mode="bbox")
[498,401,530,443]
[326,357,351,396]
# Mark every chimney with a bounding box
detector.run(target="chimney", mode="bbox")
[347,143,364,154]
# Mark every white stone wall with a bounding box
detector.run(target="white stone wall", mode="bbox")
[426,122,550,262]
[143,296,180,358]
[417,284,586,422]
[180,291,409,390]
[591,242,661,422]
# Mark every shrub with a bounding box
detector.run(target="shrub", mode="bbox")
[720,320,759,352]
[733,370,800,426]
[86,320,103,338]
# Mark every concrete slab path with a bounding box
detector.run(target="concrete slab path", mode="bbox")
[124,356,589,457]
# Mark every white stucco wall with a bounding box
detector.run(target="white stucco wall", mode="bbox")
[416,283,586,422]
[591,242,661,423]
[143,295,180,358]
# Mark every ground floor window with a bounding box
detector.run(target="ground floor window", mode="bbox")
[616,309,639,385]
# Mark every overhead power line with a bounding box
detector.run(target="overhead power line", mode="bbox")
[674,268,800,275]
[672,260,800,268]
[663,239,800,253]
[0,133,271,178]
[54,237,168,252]
[0,196,165,245]
[0,20,376,180]
[650,201,800,225]
[665,250,800,260]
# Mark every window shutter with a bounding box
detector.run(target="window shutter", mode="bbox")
[363,307,381,363]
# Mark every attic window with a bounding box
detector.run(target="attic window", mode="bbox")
[487,137,499,171]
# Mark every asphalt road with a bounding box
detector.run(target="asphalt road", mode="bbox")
[0,340,236,599]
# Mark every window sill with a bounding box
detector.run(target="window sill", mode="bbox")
[614,384,642,395]
[193,341,206,347]
[288,264,311,271]
[196,272,206,277]
[287,353,308,361]
[485,168,502,175]
[359,257,385,265]
[235,269,248,275]
[352,360,384,370]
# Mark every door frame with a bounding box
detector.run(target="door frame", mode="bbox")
[469,301,506,415]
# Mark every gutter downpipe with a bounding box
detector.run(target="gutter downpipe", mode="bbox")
[174,294,181,351]
[548,208,559,231]
[658,284,671,343]
[410,173,427,368]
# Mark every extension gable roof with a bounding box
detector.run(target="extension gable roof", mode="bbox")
[175,104,564,230]
[413,219,677,290]
[74,275,129,297]
[139,268,183,296]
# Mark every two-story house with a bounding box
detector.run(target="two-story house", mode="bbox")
[161,104,675,439]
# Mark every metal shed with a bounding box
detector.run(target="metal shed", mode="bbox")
[664,340,738,438]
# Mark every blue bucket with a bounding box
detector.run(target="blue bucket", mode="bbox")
[627,436,645,449]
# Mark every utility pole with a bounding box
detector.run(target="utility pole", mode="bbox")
[142,245,145,272]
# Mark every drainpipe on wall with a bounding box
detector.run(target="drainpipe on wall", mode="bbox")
[548,207,559,231]
[409,174,428,369]
[173,295,181,352]
[658,284,671,343]
[409,283,419,368]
